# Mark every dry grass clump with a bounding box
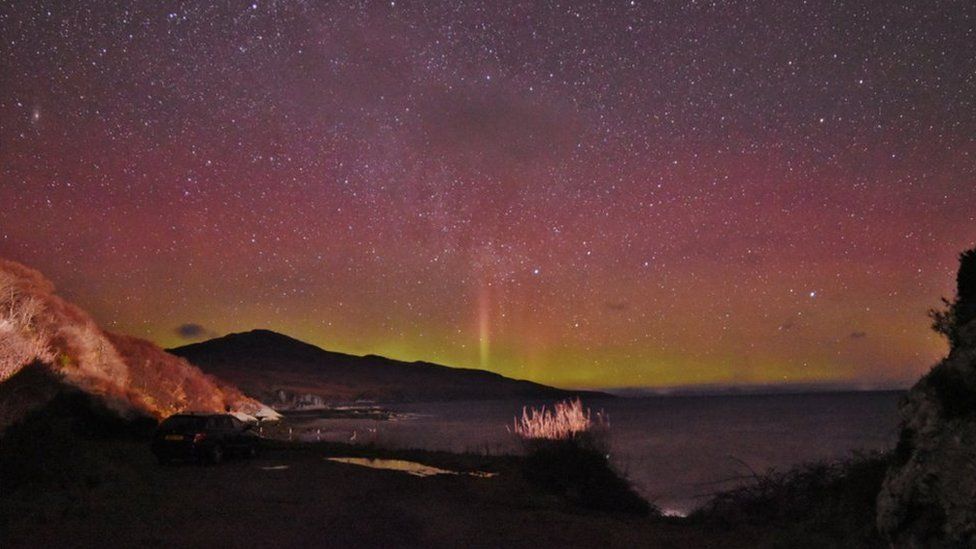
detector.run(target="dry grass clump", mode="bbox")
[0,270,54,382]
[509,398,652,516]
[510,397,608,442]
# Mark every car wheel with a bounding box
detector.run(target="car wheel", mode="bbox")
[209,445,224,465]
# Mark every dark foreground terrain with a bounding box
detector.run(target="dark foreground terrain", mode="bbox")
[0,392,887,548]
[2,441,725,548]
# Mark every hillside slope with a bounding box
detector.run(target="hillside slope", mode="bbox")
[170,330,611,406]
[0,259,276,428]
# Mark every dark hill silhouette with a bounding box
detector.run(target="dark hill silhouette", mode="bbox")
[169,330,611,406]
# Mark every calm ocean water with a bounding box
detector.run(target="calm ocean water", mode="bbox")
[291,392,903,515]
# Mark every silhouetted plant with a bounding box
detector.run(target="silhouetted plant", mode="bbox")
[924,365,976,418]
[929,247,976,349]
[957,248,976,328]
[892,427,915,467]
[520,437,653,515]
[0,384,155,494]
[691,453,890,547]
[930,297,960,347]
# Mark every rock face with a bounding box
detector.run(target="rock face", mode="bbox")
[877,248,976,547]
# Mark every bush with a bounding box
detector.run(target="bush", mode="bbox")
[690,453,890,547]
[0,387,155,494]
[929,247,976,349]
[957,248,976,327]
[930,298,963,349]
[892,428,915,467]
[924,364,976,419]
[521,437,654,515]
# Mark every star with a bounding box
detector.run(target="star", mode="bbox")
[0,0,970,389]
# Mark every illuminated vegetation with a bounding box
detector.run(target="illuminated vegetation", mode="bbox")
[510,397,608,441]
[511,398,652,515]
[0,259,270,426]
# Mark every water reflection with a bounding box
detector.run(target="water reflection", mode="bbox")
[327,457,496,478]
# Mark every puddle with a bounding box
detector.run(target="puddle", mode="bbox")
[260,465,290,471]
[326,457,496,478]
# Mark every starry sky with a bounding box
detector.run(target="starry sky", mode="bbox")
[1,1,974,389]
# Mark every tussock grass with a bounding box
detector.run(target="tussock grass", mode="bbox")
[509,398,608,441]
[511,398,654,516]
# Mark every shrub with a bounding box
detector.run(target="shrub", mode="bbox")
[957,248,976,326]
[924,364,976,419]
[892,428,915,467]
[0,386,155,494]
[929,247,976,349]
[520,438,653,515]
[691,453,890,547]
[929,298,962,349]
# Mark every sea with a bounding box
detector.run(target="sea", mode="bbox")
[285,391,903,515]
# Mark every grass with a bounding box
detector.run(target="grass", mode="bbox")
[512,399,654,516]
[510,398,608,440]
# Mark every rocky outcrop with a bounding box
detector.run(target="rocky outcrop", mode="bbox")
[877,248,976,547]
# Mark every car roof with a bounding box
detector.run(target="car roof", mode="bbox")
[167,412,231,419]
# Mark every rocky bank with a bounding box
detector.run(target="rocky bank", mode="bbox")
[877,248,976,547]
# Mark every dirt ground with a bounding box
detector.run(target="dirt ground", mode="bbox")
[1,442,743,548]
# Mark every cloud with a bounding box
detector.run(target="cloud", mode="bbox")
[175,323,215,340]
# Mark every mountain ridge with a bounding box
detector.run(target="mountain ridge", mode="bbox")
[169,329,612,406]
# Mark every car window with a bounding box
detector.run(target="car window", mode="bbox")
[160,416,206,430]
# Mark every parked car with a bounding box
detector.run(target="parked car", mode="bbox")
[152,413,259,465]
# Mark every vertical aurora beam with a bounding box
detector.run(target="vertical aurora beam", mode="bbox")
[478,283,490,369]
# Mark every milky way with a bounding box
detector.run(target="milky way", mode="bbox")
[1,1,974,388]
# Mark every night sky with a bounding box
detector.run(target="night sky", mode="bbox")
[1,1,974,389]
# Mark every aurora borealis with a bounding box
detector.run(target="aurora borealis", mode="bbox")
[1,1,973,389]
